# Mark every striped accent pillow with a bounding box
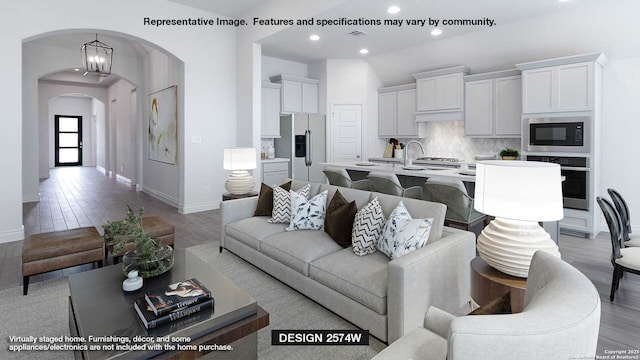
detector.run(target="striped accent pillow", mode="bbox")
[351,197,385,256]
[268,184,311,224]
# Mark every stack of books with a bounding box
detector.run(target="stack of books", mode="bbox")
[134,278,214,329]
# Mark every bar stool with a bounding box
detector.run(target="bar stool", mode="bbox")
[367,171,422,199]
[425,177,489,231]
[608,188,640,247]
[323,166,370,190]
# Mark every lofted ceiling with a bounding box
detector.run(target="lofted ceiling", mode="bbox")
[167,0,267,18]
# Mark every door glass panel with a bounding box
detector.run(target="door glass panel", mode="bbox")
[58,149,79,163]
[59,133,78,147]
[58,117,79,132]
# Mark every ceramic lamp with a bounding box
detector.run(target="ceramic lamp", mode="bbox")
[474,160,563,278]
[223,147,257,195]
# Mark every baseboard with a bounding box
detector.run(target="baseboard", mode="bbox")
[142,187,179,208]
[23,193,40,203]
[0,226,25,243]
[179,201,220,214]
[115,174,132,186]
[96,166,106,175]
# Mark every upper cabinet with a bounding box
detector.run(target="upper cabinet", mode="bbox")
[378,84,417,137]
[516,53,607,114]
[411,66,469,122]
[261,82,281,138]
[464,69,522,138]
[270,74,319,114]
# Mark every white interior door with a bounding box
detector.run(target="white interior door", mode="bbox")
[331,104,362,163]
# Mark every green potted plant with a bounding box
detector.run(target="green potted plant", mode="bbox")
[103,206,174,278]
[499,148,519,160]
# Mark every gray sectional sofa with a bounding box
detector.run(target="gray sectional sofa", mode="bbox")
[220,180,476,343]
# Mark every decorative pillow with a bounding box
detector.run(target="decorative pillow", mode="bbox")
[378,201,433,259]
[254,181,291,216]
[469,292,512,315]
[324,190,358,247]
[268,184,311,224]
[352,197,385,256]
[287,190,328,231]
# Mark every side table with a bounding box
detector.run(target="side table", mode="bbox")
[470,256,527,313]
[222,192,258,201]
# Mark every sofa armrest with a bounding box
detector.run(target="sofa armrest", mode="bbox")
[424,306,456,339]
[387,227,476,343]
[220,197,259,248]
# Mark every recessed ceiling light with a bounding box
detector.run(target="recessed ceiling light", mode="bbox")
[359,48,369,54]
[73,68,80,71]
[309,34,320,41]
[387,6,400,14]
[558,0,570,2]
[431,28,442,36]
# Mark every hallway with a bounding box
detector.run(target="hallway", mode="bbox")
[0,166,217,290]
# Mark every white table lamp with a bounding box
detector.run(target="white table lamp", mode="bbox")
[223,147,257,195]
[474,160,563,278]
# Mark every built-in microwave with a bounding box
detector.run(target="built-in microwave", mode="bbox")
[524,117,590,153]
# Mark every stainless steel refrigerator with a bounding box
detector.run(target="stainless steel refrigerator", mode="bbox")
[275,113,326,183]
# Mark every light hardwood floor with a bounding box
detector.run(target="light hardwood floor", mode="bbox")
[0,167,638,353]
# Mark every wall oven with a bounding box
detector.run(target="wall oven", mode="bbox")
[524,116,590,153]
[527,155,589,211]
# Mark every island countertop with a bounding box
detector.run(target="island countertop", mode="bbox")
[322,162,476,182]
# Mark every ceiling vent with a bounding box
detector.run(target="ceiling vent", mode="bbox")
[347,30,368,37]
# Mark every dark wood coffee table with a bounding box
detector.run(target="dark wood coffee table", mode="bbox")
[68,249,269,359]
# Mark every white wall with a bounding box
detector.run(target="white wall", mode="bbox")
[261,55,308,81]
[107,79,137,184]
[47,96,94,168]
[93,99,106,171]
[1,0,237,243]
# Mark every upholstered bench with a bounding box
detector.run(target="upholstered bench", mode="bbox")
[105,216,175,263]
[22,227,104,295]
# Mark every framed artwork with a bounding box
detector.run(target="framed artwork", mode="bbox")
[148,85,177,164]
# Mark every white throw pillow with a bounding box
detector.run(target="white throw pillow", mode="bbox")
[351,197,385,256]
[268,184,311,224]
[286,190,328,231]
[378,201,433,259]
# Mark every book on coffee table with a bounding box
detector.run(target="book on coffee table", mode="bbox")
[134,297,214,329]
[145,278,212,316]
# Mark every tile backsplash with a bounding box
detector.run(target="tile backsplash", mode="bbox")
[398,120,521,163]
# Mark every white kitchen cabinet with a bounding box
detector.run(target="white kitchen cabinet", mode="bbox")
[378,84,417,137]
[517,54,606,114]
[412,66,468,122]
[261,82,281,138]
[270,74,320,114]
[262,160,289,187]
[464,70,522,138]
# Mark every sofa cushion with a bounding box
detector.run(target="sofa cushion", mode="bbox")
[269,184,311,224]
[287,190,328,231]
[226,217,286,251]
[310,248,388,315]
[254,181,291,216]
[261,231,342,276]
[324,189,358,247]
[378,201,433,259]
[352,197,385,256]
[372,192,446,243]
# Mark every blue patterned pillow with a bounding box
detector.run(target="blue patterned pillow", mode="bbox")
[286,190,328,231]
[378,201,433,259]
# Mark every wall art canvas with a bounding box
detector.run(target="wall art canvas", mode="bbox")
[148,85,177,164]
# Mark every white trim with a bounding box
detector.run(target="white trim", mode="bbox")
[179,201,220,214]
[23,193,40,203]
[0,226,24,243]
[115,174,132,185]
[142,187,179,208]
[96,165,107,175]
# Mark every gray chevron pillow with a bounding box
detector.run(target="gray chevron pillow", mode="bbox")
[268,184,311,224]
[351,197,385,256]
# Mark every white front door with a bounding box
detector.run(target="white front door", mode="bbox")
[331,104,362,163]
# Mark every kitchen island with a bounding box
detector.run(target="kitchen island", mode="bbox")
[322,161,476,183]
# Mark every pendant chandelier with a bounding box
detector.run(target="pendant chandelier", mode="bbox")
[81,33,113,76]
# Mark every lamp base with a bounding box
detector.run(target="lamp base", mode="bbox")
[477,218,560,278]
[225,171,255,195]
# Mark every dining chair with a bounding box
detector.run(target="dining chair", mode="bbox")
[608,188,640,247]
[425,177,489,232]
[322,166,370,190]
[367,172,422,199]
[596,196,640,301]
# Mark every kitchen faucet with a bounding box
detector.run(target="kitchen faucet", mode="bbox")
[404,140,425,167]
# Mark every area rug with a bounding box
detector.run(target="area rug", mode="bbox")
[0,242,385,360]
